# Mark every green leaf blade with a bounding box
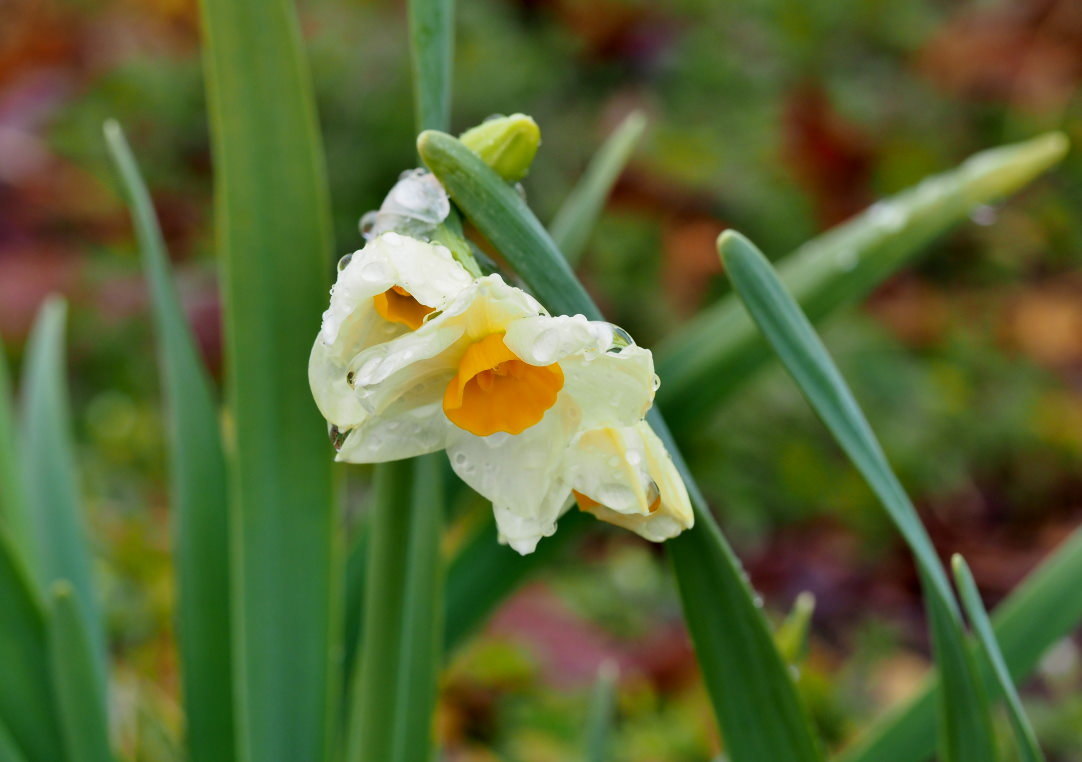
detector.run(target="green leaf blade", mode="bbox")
[46,582,113,762]
[0,530,64,762]
[19,299,108,690]
[422,132,824,761]
[346,455,444,762]
[657,132,1069,430]
[409,0,453,133]
[952,556,1045,762]
[102,120,235,762]
[718,230,996,762]
[550,111,646,265]
[0,339,30,556]
[197,0,338,757]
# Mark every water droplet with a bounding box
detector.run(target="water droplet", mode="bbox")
[625,450,642,466]
[337,253,353,272]
[969,204,998,226]
[453,452,468,466]
[651,374,661,391]
[359,210,378,238]
[346,371,355,386]
[644,479,661,507]
[360,259,392,282]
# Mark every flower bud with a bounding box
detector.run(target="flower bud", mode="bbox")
[458,114,541,183]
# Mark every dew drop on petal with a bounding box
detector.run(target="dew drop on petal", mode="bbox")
[337,253,353,272]
[359,210,378,238]
[652,374,661,391]
[360,259,392,282]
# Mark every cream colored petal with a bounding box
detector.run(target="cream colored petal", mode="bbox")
[444,400,578,554]
[308,339,369,428]
[335,370,451,463]
[502,314,612,365]
[560,343,656,431]
[384,232,473,309]
[569,421,693,542]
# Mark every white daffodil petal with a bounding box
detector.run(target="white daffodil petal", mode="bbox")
[382,232,473,309]
[335,372,450,463]
[570,421,693,542]
[503,314,613,366]
[560,344,656,430]
[308,339,368,427]
[445,402,578,554]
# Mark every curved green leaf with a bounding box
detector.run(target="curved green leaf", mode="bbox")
[102,120,235,762]
[420,130,823,761]
[719,230,996,761]
[657,133,1068,432]
[197,0,338,756]
[0,338,30,557]
[0,716,28,762]
[47,582,113,762]
[20,299,107,689]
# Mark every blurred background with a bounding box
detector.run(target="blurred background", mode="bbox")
[2,0,1081,758]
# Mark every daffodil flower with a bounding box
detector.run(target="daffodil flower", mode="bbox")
[568,421,694,542]
[308,232,473,429]
[331,274,658,553]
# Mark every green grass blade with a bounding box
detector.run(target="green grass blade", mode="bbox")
[102,121,235,762]
[0,716,29,762]
[952,556,1045,762]
[719,231,996,761]
[409,0,453,132]
[443,509,590,653]
[657,133,1068,431]
[346,455,444,762]
[47,582,113,762]
[19,299,108,688]
[550,111,646,265]
[840,527,1082,762]
[0,529,64,762]
[584,661,619,762]
[0,338,31,556]
[421,131,824,761]
[197,0,338,756]
[341,520,368,698]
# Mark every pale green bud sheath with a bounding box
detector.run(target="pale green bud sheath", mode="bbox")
[458,113,541,183]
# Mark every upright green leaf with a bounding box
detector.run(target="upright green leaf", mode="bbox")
[584,661,619,762]
[19,299,107,688]
[197,0,338,756]
[718,231,996,761]
[952,556,1045,762]
[420,131,824,761]
[346,455,444,762]
[0,717,28,762]
[0,529,64,762]
[0,338,30,554]
[657,133,1068,431]
[46,582,113,762]
[409,0,453,132]
[841,527,1082,762]
[550,111,646,265]
[102,121,235,762]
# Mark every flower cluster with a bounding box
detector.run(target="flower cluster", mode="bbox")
[309,174,693,554]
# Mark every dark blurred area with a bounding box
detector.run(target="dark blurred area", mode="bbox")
[2,0,1081,758]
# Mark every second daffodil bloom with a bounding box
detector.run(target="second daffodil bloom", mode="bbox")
[309,232,473,430]
[328,274,670,553]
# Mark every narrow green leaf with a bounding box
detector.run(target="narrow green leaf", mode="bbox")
[346,455,444,762]
[0,716,29,762]
[776,591,816,666]
[0,338,31,556]
[19,299,108,688]
[0,528,64,762]
[657,133,1068,431]
[102,121,235,762]
[840,527,1082,762]
[419,130,600,319]
[443,509,590,653]
[46,582,113,762]
[952,556,1045,762]
[550,111,646,265]
[584,661,619,762]
[409,0,453,132]
[341,519,369,699]
[719,230,996,762]
[197,0,338,756]
[421,130,824,761]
